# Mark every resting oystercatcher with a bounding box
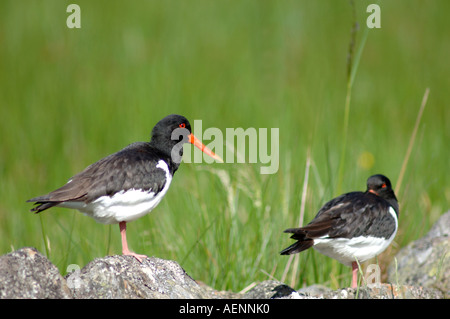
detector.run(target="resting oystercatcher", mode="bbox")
[281,174,399,288]
[28,114,222,262]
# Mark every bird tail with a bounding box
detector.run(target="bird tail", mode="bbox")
[280,227,315,255]
[280,239,314,255]
[27,196,60,213]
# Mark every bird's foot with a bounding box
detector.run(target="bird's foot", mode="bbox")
[122,249,147,263]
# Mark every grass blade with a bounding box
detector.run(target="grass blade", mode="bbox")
[395,88,430,194]
[336,2,370,195]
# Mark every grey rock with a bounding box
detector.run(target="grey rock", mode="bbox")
[244,281,443,299]
[318,285,443,299]
[196,281,242,299]
[66,255,212,299]
[243,280,296,299]
[297,284,333,298]
[388,211,449,297]
[0,247,72,299]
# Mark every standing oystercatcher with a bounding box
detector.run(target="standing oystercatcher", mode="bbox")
[28,114,222,262]
[281,174,399,288]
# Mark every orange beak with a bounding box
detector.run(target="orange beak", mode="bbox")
[368,189,378,195]
[188,133,223,162]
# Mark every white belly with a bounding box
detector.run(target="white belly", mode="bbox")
[313,234,394,266]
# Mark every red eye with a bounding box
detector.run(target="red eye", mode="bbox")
[179,123,186,128]
[381,183,387,188]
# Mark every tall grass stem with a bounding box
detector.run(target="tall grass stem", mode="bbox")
[395,88,430,194]
[336,8,369,195]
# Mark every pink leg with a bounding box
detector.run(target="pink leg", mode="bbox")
[351,261,359,288]
[119,221,147,262]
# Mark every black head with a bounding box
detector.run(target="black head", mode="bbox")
[149,114,222,165]
[366,174,397,201]
[151,114,191,141]
[366,174,399,215]
[149,114,191,158]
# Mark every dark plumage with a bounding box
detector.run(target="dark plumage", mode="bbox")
[281,174,399,288]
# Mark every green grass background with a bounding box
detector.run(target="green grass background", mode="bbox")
[0,0,448,291]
